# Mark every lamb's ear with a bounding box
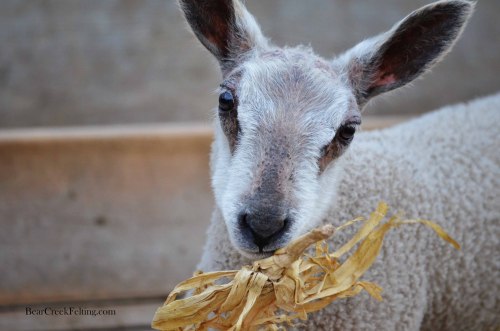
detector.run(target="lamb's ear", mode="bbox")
[179,0,267,74]
[336,0,474,106]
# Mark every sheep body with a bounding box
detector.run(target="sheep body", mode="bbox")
[198,93,500,330]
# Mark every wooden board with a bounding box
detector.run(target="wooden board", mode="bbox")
[0,124,214,306]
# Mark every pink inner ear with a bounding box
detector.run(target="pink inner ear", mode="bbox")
[374,73,397,87]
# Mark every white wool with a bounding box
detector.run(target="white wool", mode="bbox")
[197,93,500,330]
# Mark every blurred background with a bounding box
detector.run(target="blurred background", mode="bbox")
[0,1,498,330]
[1,0,499,128]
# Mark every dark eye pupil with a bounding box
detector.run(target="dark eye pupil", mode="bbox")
[339,126,355,140]
[219,91,234,111]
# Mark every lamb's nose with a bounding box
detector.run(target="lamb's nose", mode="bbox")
[238,211,289,250]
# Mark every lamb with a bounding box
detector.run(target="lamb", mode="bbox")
[178,0,500,329]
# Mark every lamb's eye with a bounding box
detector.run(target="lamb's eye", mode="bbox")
[338,125,356,142]
[219,91,235,112]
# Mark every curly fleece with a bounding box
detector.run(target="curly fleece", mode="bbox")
[197,93,500,330]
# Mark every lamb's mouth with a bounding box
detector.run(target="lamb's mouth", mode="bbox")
[235,217,293,256]
[235,233,292,259]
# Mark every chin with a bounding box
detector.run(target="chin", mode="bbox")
[236,248,275,260]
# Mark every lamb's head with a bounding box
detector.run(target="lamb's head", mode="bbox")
[179,0,473,258]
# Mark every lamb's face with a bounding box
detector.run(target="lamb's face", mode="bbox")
[211,48,361,258]
[179,0,473,259]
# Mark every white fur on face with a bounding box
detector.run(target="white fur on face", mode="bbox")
[211,47,360,258]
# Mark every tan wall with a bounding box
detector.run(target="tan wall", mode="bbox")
[0,125,213,307]
[1,0,499,128]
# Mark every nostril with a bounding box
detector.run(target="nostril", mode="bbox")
[238,212,248,228]
[283,217,290,229]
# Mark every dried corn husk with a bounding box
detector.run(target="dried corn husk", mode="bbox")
[152,202,459,331]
